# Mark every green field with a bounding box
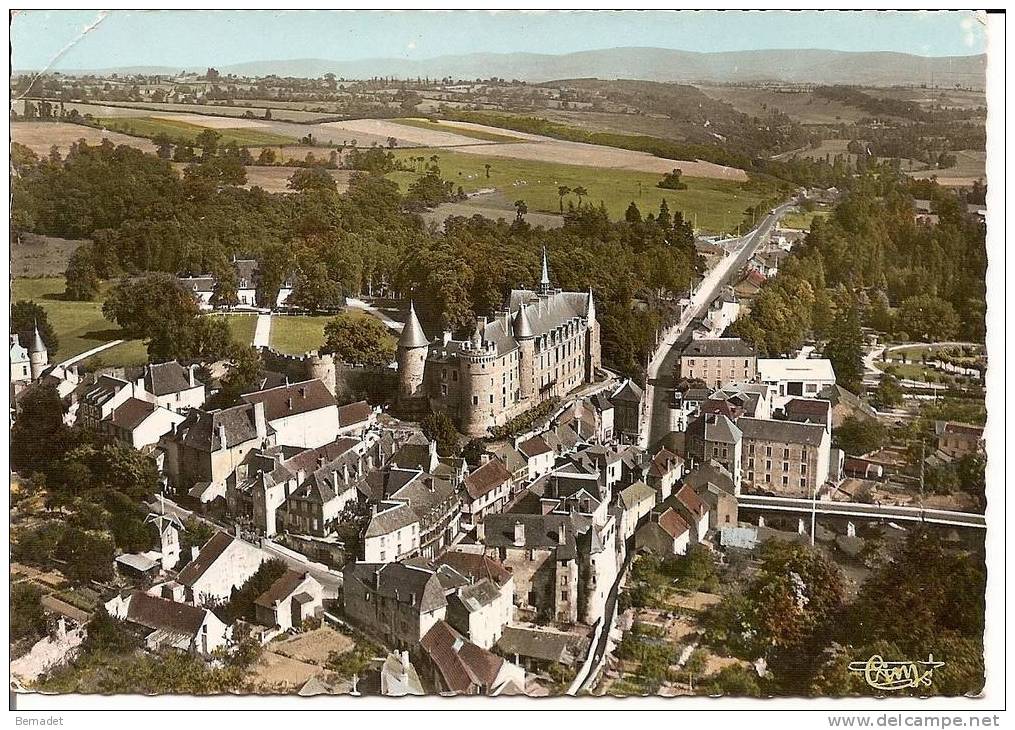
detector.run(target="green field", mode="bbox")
[393,118,522,143]
[779,209,831,230]
[12,277,258,368]
[269,310,395,355]
[11,277,143,366]
[269,315,331,355]
[94,117,296,147]
[390,148,781,233]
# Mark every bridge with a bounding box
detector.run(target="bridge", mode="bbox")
[737,493,985,529]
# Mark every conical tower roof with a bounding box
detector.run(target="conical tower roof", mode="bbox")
[540,247,550,287]
[29,321,46,354]
[398,301,429,349]
[513,304,534,339]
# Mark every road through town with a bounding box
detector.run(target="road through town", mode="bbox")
[643,201,797,448]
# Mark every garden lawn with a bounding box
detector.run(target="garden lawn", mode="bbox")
[11,277,142,364]
[389,148,782,233]
[269,315,331,355]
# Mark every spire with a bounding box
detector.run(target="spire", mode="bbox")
[538,247,551,294]
[29,319,46,354]
[398,301,429,349]
[585,286,596,320]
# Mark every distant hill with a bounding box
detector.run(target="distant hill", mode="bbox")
[43,47,986,88]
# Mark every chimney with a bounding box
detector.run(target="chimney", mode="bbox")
[442,330,452,345]
[298,386,306,398]
[332,469,340,491]
[476,522,485,542]
[400,651,410,681]
[253,401,267,440]
[342,463,350,484]
[287,396,293,411]
[191,545,200,561]
[188,365,196,387]
[480,453,491,465]
[217,423,228,451]
[513,522,525,547]
[558,523,568,545]
[374,569,381,590]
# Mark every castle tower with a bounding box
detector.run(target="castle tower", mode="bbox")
[397,301,430,401]
[307,352,337,396]
[514,305,536,402]
[28,321,48,380]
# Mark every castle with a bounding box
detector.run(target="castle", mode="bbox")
[397,251,602,437]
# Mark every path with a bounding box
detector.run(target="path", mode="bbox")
[253,313,272,347]
[346,297,403,332]
[738,493,985,529]
[55,339,124,369]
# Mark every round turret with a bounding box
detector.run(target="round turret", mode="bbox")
[397,301,429,400]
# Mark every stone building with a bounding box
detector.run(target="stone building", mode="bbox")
[679,338,757,389]
[397,251,601,436]
[738,417,831,496]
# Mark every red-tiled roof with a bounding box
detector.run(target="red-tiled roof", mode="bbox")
[463,457,511,501]
[109,397,156,431]
[434,551,512,588]
[241,379,336,421]
[125,591,206,636]
[255,569,308,609]
[176,532,233,587]
[657,508,690,540]
[675,484,708,519]
[421,620,503,694]
[517,435,552,459]
[338,400,373,427]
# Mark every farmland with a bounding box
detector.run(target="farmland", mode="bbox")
[389,148,779,233]
[93,116,297,147]
[11,121,158,156]
[391,118,523,143]
[697,85,876,125]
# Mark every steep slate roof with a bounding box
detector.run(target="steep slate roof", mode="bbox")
[703,413,742,444]
[497,626,589,665]
[81,375,130,407]
[255,569,308,609]
[179,275,216,294]
[738,417,826,447]
[345,562,447,613]
[611,379,644,403]
[483,513,579,560]
[176,532,233,587]
[433,551,512,588]
[241,379,336,421]
[399,302,430,349]
[463,457,512,501]
[109,397,156,431]
[682,337,756,358]
[175,403,267,451]
[421,620,504,694]
[125,591,206,636]
[364,501,418,537]
[647,448,683,478]
[935,420,984,438]
[682,460,737,495]
[450,579,502,613]
[143,361,198,396]
[233,258,259,287]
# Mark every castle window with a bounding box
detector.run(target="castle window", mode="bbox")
[473,396,479,405]
[440,384,448,396]
[452,371,458,381]
[441,368,447,380]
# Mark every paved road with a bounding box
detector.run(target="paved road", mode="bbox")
[252,313,272,347]
[54,339,124,369]
[644,201,797,448]
[737,493,986,529]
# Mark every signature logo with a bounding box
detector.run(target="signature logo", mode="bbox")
[847,654,945,691]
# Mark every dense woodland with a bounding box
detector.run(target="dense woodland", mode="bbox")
[730,170,987,370]
[11,138,702,379]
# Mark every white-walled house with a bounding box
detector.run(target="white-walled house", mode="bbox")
[105,590,231,657]
[363,501,421,563]
[241,379,339,449]
[254,570,324,633]
[617,481,656,542]
[176,532,268,605]
[461,457,512,529]
[516,435,555,481]
[446,577,514,650]
[758,358,837,399]
[105,397,187,450]
[135,361,206,412]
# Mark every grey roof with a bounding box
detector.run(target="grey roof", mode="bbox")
[738,416,826,447]
[81,375,130,407]
[682,338,756,358]
[450,578,502,613]
[364,500,418,537]
[399,302,430,349]
[482,513,579,560]
[233,258,259,288]
[619,481,656,510]
[175,403,268,452]
[344,562,447,613]
[512,305,534,339]
[144,361,199,396]
[29,324,46,354]
[241,379,336,421]
[703,413,742,444]
[497,626,589,665]
[611,379,644,403]
[682,461,736,495]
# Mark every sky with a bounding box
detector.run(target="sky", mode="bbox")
[11,10,987,73]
